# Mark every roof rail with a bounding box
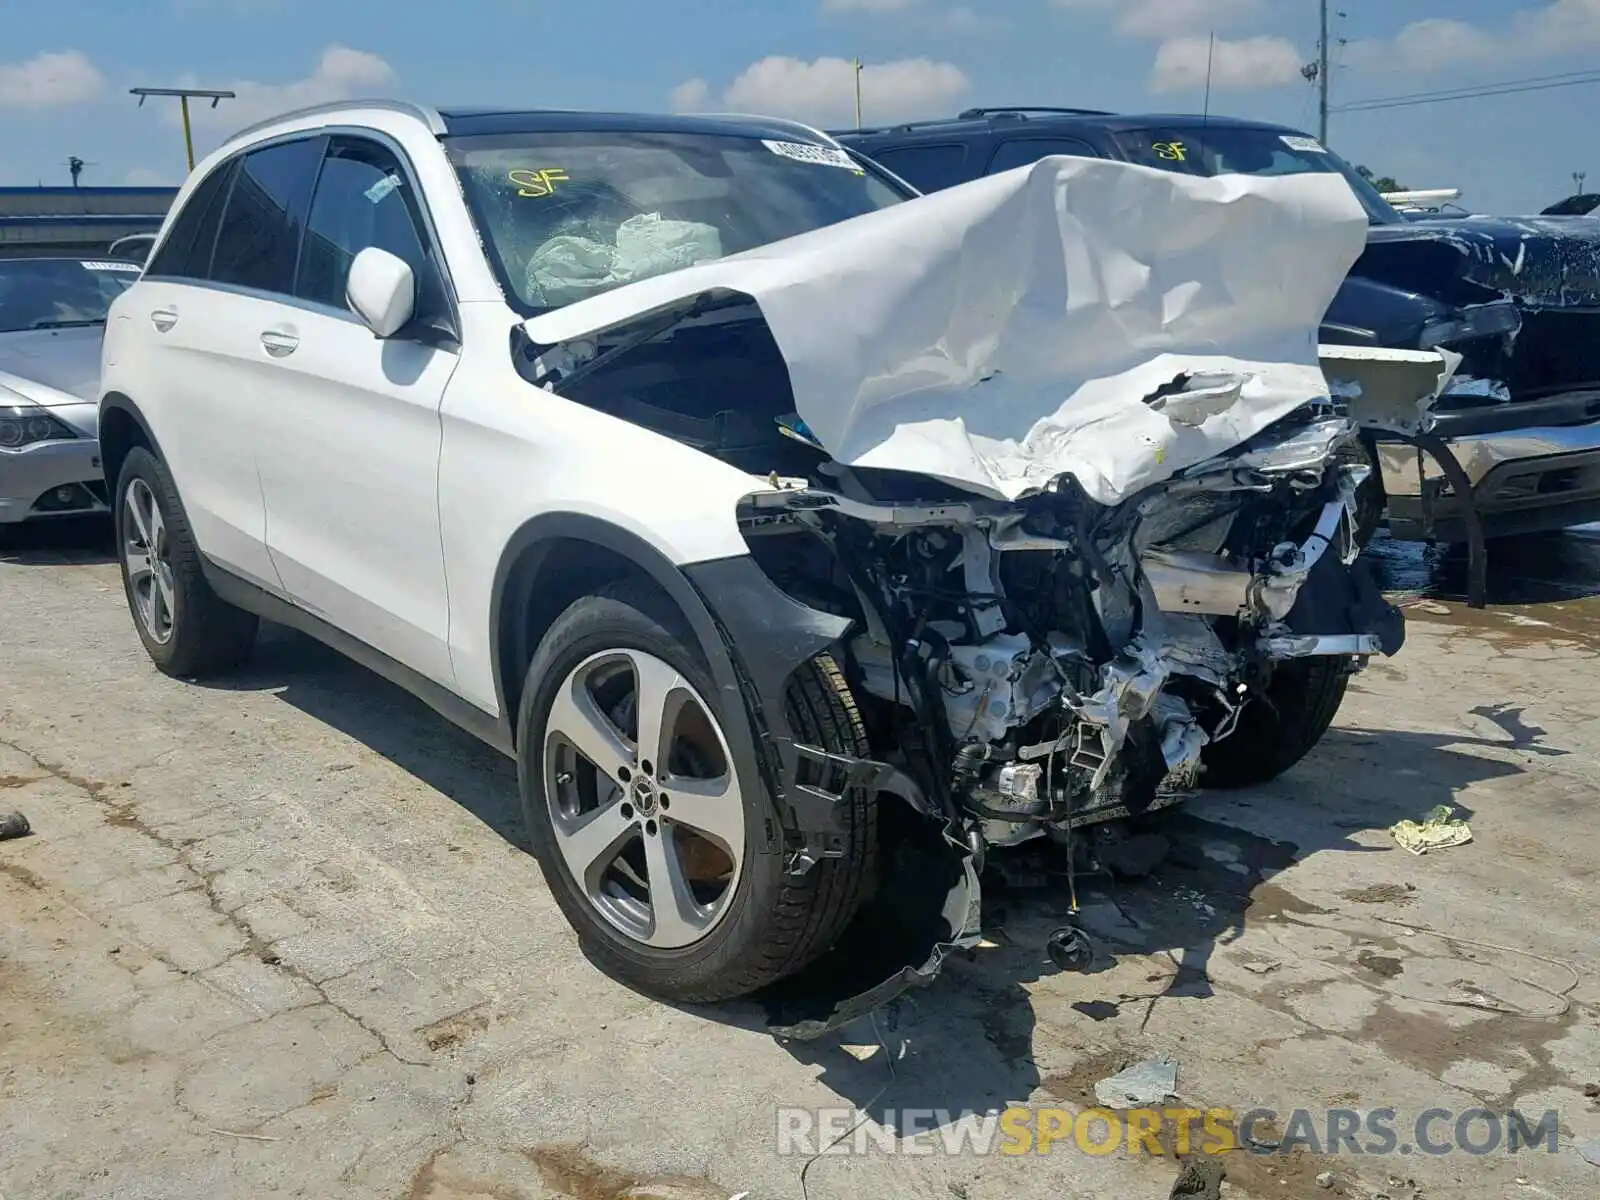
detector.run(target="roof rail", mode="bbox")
[225,98,447,146]
[830,115,977,136]
[957,106,1116,119]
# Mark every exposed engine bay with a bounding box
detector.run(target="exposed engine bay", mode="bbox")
[734,402,1399,851]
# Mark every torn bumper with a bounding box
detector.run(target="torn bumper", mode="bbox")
[1378,416,1600,540]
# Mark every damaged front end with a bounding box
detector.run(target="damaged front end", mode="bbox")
[516,155,1443,1036]
[728,389,1419,1036]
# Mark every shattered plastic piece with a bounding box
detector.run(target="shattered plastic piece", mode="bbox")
[1240,958,1283,976]
[1094,1060,1178,1109]
[768,833,982,1041]
[0,810,30,840]
[1389,805,1472,856]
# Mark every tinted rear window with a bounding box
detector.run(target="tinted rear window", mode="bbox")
[147,160,236,280]
[210,138,325,294]
[869,143,971,193]
[987,137,1098,174]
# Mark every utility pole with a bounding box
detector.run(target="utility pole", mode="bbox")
[853,57,863,129]
[1318,0,1330,144]
[130,86,237,173]
[1576,171,1589,196]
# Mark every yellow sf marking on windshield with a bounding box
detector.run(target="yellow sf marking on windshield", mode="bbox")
[1152,141,1188,162]
[509,168,570,197]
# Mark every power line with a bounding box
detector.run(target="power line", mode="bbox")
[1332,70,1600,114]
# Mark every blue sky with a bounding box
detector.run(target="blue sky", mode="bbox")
[3,0,1597,214]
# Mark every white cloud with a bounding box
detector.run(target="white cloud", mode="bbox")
[1054,0,1264,39]
[676,55,970,127]
[1346,1,1600,73]
[822,0,918,10]
[0,50,104,109]
[1150,34,1304,93]
[668,78,713,113]
[177,45,396,130]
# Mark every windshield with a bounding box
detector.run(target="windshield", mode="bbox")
[448,131,910,314]
[1109,125,1403,226]
[0,258,140,333]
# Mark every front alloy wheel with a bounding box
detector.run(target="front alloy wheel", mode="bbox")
[123,476,176,645]
[544,648,744,950]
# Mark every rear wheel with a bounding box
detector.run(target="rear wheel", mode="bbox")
[517,580,876,1003]
[114,446,258,678]
[1200,657,1351,789]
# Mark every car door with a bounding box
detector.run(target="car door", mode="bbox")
[121,154,290,588]
[253,134,461,688]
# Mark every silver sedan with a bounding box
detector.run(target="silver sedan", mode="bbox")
[0,257,140,531]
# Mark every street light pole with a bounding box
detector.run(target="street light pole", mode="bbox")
[1318,0,1330,144]
[130,87,237,173]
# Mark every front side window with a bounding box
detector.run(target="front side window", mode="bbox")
[0,259,140,333]
[210,137,325,294]
[146,159,237,280]
[1108,125,1402,225]
[447,131,910,314]
[297,138,435,311]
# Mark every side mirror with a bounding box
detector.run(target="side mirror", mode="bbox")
[346,247,415,338]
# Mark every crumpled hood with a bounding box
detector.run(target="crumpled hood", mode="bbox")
[0,324,104,407]
[525,156,1370,505]
[1365,215,1600,310]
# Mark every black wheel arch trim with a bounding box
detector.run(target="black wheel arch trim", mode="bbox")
[489,513,859,858]
[97,392,169,486]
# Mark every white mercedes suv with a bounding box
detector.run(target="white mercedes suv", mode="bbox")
[99,101,1438,1034]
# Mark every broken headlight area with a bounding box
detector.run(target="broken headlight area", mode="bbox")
[738,407,1402,1039]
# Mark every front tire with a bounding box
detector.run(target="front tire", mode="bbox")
[517,579,876,1003]
[114,446,258,678]
[1200,656,1351,789]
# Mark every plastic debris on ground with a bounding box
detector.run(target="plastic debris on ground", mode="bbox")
[1094,1060,1178,1109]
[1389,804,1472,856]
[0,810,30,841]
[1577,1139,1600,1168]
[1168,1157,1224,1200]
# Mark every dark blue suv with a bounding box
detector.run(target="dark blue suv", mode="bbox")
[837,108,1600,550]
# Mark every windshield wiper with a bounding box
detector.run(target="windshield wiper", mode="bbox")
[29,318,105,330]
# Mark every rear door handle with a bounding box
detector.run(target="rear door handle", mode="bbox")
[260,329,300,358]
[150,308,178,333]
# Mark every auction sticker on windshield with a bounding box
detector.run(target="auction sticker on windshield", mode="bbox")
[763,140,859,170]
[1280,135,1328,154]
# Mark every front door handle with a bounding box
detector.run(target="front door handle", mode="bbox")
[260,329,300,358]
[150,308,178,333]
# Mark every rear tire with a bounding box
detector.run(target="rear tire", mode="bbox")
[517,579,876,1003]
[114,446,258,678]
[1200,657,1351,789]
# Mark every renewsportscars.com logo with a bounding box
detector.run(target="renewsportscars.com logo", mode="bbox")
[775,1106,1563,1158]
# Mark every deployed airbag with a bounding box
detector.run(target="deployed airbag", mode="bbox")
[524,156,1370,505]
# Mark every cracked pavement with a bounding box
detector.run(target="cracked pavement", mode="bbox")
[3,523,1600,1199]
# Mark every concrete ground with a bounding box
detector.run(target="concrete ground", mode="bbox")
[2,521,1599,1200]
